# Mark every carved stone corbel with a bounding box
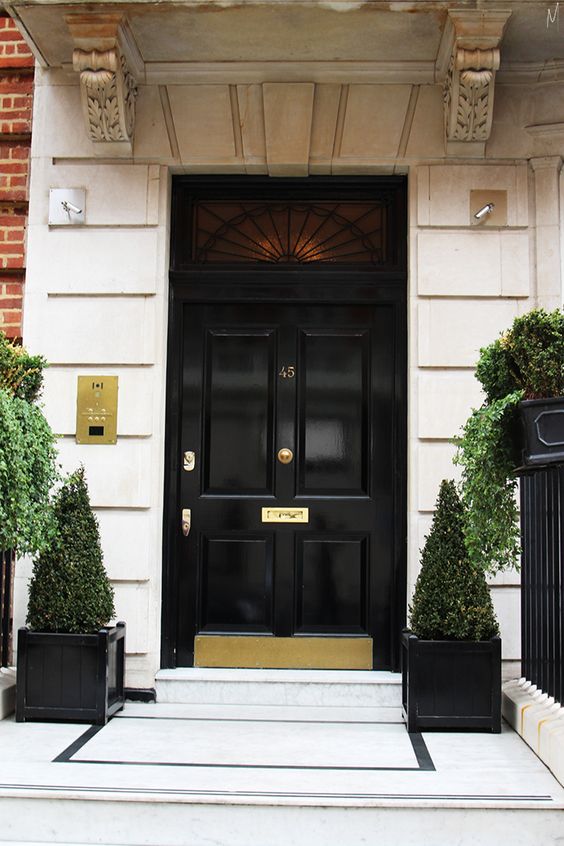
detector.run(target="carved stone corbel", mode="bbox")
[440,10,512,156]
[66,14,142,155]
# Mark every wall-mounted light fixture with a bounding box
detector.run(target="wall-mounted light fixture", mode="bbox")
[48,189,86,225]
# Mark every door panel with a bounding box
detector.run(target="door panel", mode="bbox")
[298,329,369,496]
[295,535,368,633]
[203,329,276,495]
[175,301,398,668]
[199,534,273,631]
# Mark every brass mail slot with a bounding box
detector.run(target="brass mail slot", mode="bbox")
[261,507,309,523]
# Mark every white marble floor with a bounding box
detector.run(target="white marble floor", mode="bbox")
[0,702,563,810]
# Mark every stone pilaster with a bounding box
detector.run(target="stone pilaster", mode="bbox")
[530,156,563,309]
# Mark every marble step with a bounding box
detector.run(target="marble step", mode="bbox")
[0,669,16,720]
[155,668,403,710]
[1,796,564,846]
[2,701,564,846]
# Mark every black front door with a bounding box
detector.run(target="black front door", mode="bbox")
[163,175,407,671]
[174,301,399,667]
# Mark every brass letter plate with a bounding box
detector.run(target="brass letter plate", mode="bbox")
[261,507,309,523]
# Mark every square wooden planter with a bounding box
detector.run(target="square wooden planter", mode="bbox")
[401,630,501,733]
[16,622,125,724]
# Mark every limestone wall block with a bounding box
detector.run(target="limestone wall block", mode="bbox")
[404,85,444,159]
[114,582,151,654]
[56,438,153,509]
[30,78,92,160]
[339,84,412,158]
[417,299,522,367]
[416,441,459,512]
[418,371,483,440]
[26,227,159,295]
[134,86,177,162]
[97,509,154,582]
[417,230,529,298]
[167,85,237,162]
[417,163,528,227]
[263,83,314,176]
[24,294,156,365]
[486,86,536,160]
[28,160,161,227]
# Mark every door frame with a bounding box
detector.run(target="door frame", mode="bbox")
[161,175,408,670]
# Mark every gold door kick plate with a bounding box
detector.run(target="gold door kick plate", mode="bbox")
[261,507,309,523]
[195,635,373,669]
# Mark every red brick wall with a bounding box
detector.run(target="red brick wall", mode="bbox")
[0,13,33,341]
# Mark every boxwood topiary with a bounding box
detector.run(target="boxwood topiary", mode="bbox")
[27,467,115,634]
[409,480,499,641]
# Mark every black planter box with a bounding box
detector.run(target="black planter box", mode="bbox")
[401,630,501,733]
[16,622,125,724]
[518,397,564,468]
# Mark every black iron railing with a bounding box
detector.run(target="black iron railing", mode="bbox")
[0,549,14,667]
[520,465,564,704]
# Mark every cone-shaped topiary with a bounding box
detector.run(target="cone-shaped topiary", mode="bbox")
[27,467,115,633]
[409,480,499,641]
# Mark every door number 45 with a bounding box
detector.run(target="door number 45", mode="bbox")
[279,365,296,379]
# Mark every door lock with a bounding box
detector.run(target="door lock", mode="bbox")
[181,508,191,537]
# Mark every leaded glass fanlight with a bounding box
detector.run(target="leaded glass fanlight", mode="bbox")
[192,202,387,265]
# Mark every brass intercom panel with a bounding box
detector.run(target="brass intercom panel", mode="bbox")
[76,376,118,444]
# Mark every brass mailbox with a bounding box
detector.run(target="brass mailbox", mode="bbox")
[76,376,118,444]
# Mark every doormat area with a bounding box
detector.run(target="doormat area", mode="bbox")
[56,714,433,772]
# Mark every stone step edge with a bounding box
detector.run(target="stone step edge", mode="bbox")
[502,678,564,788]
[0,668,16,720]
[156,669,401,684]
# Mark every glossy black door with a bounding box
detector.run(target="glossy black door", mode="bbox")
[175,302,397,667]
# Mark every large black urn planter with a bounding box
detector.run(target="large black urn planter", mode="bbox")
[518,397,564,468]
[16,622,125,724]
[401,630,501,733]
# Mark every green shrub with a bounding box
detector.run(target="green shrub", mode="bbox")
[507,309,564,399]
[474,338,518,403]
[0,388,57,554]
[409,480,499,641]
[27,468,115,633]
[456,308,564,574]
[454,391,522,574]
[0,331,47,403]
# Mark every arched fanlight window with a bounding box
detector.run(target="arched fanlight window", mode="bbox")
[192,201,387,265]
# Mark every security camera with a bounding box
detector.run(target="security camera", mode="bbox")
[61,200,83,215]
[474,202,495,220]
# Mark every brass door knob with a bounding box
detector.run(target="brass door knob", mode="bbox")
[277,448,294,464]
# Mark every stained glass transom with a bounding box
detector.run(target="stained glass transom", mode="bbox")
[192,202,387,265]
